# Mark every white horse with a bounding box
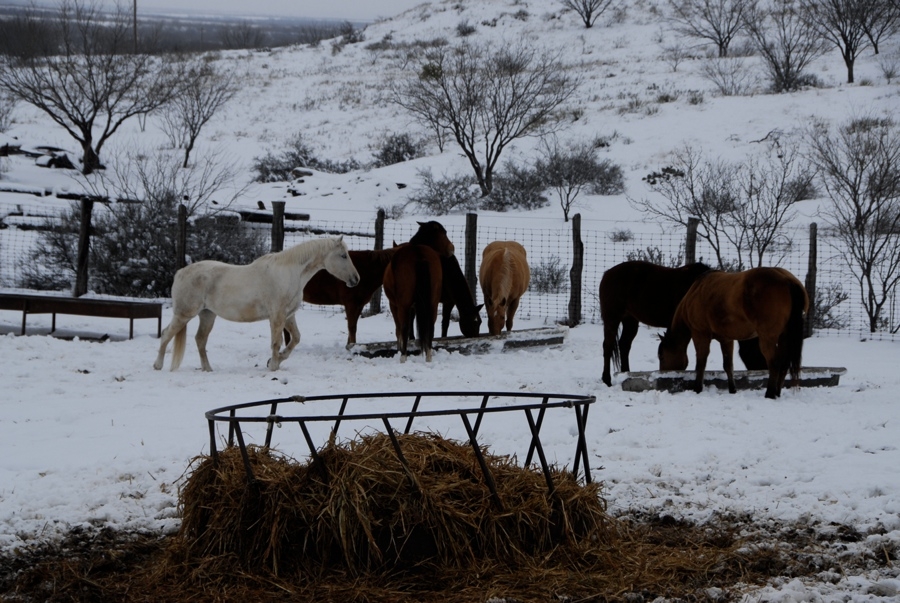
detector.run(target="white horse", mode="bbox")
[153,237,359,372]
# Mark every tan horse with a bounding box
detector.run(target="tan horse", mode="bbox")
[479,241,530,336]
[658,267,808,399]
[153,237,359,372]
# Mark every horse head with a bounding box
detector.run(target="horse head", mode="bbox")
[657,329,689,371]
[410,221,455,258]
[323,237,360,288]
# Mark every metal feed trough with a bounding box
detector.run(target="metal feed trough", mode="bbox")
[620,367,847,392]
[353,325,568,358]
[205,391,595,504]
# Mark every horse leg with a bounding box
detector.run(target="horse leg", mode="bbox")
[195,309,217,372]
[757,337,781,399]
[441,301,453,338]
[601,320,619,387]
[618,316,639,373]
[390,302,409,363]
[153,314,190,371]
[720,339,736,394]
[267,315,286,371]
[345,303,361,349]
[506,297,520,332]
[279,314,301,363]
[692,335,711,394]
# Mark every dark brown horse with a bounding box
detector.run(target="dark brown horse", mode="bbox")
[439,254,482,338]
[383,221,456,362]
[303,247,398,349]
[599,261,766,387]
[657,267,808,399]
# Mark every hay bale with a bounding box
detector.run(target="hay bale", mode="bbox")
[177,433,609,577]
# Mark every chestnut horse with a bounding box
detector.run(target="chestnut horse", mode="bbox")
[479,241,530,336]
[657,267,808,399]
[383,221,455,362]
[599,261,767,387]
[303,247,398,348]
[440,254,482,338]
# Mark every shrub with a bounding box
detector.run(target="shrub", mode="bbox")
[0,90,15,133]
[812,282,849,330]
[482,162,549,212]
[588,159,626,195]
[625,246,683,267]
[456,20,476,37]
[530,255,568,294]
[19,197,266,297]
[372,133,427,167]
[406,168,479,214]
[253,133,361,181]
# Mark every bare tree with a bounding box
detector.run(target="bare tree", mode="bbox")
[160,60,237,168]
[560,0,618,28]
[630,142,809,268]
[538,139,597,222]
[629,145,740,268]
[667,0,756,57]
[0,0,180,174]
[393,42,579,197]
[860,0,900,53]
[800,0,871,83]
[807,115,900,333]
[729,143,813,267]
[744,0,828,91]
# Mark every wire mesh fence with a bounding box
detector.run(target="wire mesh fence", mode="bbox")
[1,202,898,339]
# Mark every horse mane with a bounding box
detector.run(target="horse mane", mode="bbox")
[496,249,514,299]
[272,237,340,267]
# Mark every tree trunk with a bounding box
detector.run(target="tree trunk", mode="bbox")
[81,143,102,175]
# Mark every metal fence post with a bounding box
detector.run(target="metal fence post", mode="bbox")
[176,203,187,271]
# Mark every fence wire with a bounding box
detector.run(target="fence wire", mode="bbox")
[1,205,897,339]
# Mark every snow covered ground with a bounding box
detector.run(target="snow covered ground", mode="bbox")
[2,0,900,599]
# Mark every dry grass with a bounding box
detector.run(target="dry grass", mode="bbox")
[2,432,886,602]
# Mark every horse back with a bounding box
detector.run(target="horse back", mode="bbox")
[600,261,710,328]
[303,248,395,306]
[479,241,529,299]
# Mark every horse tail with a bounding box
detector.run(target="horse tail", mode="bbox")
[610,328,621,371]
[781,281,807,386]
[414,257,433,351]
[170,322,187,370]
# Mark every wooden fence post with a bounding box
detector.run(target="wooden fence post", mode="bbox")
[73,197,94,296]
[465,212,478,298]
[368,208,385,315]
[271,201,285,253]
[176,203,187,271]
[685,217,699,264]
[568,213,583,326]
[804,222,818,338]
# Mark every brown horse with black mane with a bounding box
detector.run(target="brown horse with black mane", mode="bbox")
[599,261,767,387]
[657,267,808,399]
[303,247,398,349]
[383,221,455,362]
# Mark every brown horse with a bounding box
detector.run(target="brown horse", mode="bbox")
[303,248,398,348]
[440,254,482,338]
[657,267,808,399]
[383,244,443,362]
[383,221,456,362]
[479,241,530,336]
[599,261,767,387]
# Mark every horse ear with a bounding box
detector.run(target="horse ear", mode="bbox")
[417,221,425,226]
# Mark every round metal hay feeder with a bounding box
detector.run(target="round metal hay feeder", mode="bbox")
[205,391,596,504]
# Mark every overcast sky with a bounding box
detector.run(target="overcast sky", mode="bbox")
[135,0,424,21]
